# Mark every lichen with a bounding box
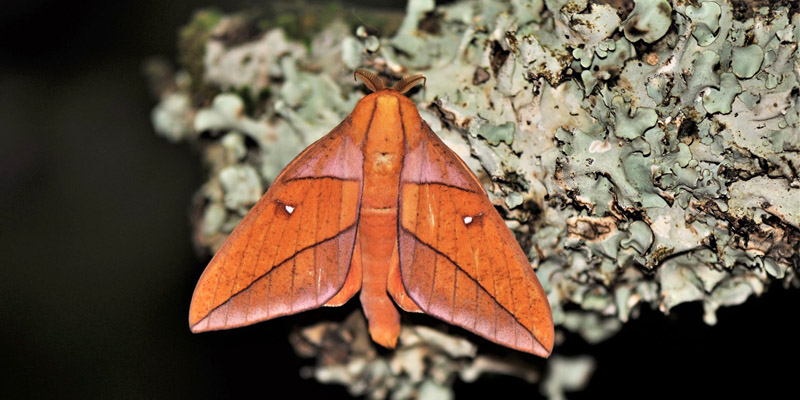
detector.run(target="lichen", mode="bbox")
[732,44,765,79]
[622,0,673,44]
[149,0,800,397]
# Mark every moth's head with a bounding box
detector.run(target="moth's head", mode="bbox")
[354,69,426,96]
[350,69,425,132]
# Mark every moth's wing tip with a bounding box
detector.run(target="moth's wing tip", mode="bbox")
[188,319,204,334]
[532,314,555,358]
[188,311,213,333]
[531,340,553,358]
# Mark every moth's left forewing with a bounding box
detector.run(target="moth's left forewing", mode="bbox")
[397,121,554,357]
[189,121,364,332]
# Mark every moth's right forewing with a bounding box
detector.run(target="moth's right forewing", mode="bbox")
[397,123,554,357]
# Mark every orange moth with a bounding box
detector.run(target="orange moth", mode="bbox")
[189,70,554,357]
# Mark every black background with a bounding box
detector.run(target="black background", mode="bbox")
[1,1,798,398]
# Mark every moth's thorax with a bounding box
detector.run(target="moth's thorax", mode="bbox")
[363,93,406,176]
[349,89,424,146]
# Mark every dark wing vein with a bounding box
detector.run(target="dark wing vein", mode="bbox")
[401,226,531,333]
[204,223,357,319]
[400,180,478,194]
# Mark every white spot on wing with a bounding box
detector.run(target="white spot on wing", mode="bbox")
[463,216,473,225]
[285,205,295,214]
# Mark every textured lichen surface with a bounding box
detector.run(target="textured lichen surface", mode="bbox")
[150,1,800,398]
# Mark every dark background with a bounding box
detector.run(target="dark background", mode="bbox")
[1,1,797,398]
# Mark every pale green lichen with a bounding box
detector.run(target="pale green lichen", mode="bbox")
[732,44,765,79]
[475,121,515,146]
[151,92,193,142]
[686,1,722,47]
[218,165,263,213]
[622,0,673,44]
[702,72,742,114]
[611,96,659,140]
[149,0,800,398]
[570,3,621,45]
[728,176,800,229]
[540,355,595,400]
[289,310,561,400]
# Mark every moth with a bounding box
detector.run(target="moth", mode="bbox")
[189,70,554,357]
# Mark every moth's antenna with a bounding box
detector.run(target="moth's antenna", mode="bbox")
[354,69,386,92]
[392,74,426,94]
